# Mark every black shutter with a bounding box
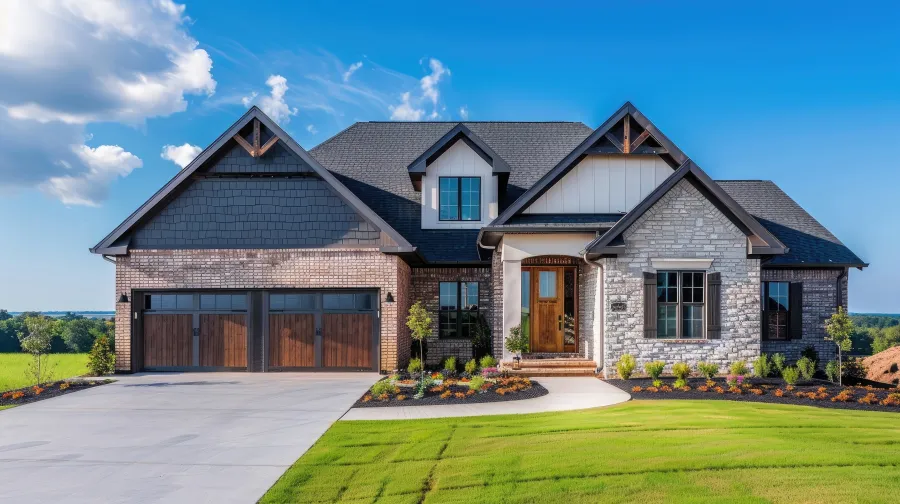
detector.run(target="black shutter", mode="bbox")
[789,282,803,339]
[643,272,657,338]
[706,272,722,339]
[761,282,769,341]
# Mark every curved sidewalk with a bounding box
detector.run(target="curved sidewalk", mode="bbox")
[340,377,631,421]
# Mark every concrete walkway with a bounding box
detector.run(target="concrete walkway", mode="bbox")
[0,372,378,504]
[341,377,630,420]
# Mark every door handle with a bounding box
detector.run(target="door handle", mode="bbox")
[558,315,562,331]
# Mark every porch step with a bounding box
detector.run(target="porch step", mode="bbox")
[502,358,597,377]
[506,367,597,377]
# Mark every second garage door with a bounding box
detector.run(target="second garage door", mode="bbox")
[267,291,377,371]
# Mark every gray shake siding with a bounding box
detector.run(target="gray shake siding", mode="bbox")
[209,141,313,173]
[602,179,761,376]
[760,268,848,362]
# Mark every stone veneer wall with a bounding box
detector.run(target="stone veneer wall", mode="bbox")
[579,262,599,362]
[760,268,847,362]
[409,266,493,366]
[114,249,408,372]
[602,179,761,376]
[491,249,504,357]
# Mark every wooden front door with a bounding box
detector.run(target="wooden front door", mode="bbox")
[531,267,564,352]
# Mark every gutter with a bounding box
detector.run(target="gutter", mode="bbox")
[836,268,847,309]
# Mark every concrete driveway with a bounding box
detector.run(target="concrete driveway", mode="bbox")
[0,372,378,504]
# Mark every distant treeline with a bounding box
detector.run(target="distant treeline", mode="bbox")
[849,314,900,355]
[0,310,114,353]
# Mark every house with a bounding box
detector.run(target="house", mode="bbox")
[91,103,867,376]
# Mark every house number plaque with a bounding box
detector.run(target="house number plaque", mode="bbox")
[610,301,627,312]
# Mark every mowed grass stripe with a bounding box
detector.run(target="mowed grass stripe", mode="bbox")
[260,400,900,504]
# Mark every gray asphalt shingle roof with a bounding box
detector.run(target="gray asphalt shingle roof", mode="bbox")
[717,180,866,267]
[309,121,592,262]
[309,121,864,267]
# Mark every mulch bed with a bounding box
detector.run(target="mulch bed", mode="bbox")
[0,379,114,408]
[353,375,548,408]
[606,377,900,413]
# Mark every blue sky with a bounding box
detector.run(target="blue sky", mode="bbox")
[0,1,897,313]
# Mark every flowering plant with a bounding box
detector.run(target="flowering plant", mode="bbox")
[481,367,500,378]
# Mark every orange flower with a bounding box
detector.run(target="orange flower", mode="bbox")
[631,386,642,393]
[774,389,784,397]
[454,392,466,399]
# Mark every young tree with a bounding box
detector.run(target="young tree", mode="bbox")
[504,324,529,367]
[18,315,57,387]
[825,306,854,386]
[405,301,432,385]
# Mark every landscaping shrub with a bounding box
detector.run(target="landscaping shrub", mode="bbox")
[443,356,457,373]
[479,355,498,369]
[672,362,691,380]
[797,356,815,380]
[471,314,493,361]
[370,379,398,397]
[825,360,839,383]
[464,358,478,375]
[801,345,820,370]
[842,357,867,379]
[644,361,665,387]
[616,354,637,380]
[782,366,800,386]
[504,324,529,360]
[729,360,749,377]
[752,354,771,378]
[696,362,719,381]
[87,335,115,376]
[468,376,486,393]
[771,353,786,375]
[408,358,423,375]
[481,367,500,378]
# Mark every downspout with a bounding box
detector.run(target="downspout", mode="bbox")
[581,248,604,374]
[836,268,847,310]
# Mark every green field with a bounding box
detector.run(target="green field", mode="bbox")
[262,400,900,504]
[0,353,90,392]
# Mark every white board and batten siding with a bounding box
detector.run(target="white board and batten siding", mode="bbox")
[421,140,498,229]
[523,155,673,214]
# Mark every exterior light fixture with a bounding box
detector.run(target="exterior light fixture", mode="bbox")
[118,293,129,303]
[385,292,395,303]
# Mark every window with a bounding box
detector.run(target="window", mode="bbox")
[521,271,531,342]
[439,177,480,221]
[538,271,557,298]
[199,294,247,311]
[656,271,705,339]
[144,293,193,311]
[438,281,479,338]
[762,282,790,340]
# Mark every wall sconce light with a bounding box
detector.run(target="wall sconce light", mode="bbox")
[385,292,395,303]
[118,293,129,303]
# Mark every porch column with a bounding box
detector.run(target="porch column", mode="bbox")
[501,258,521,361]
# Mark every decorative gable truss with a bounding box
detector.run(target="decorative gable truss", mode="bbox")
[90,107,415,256]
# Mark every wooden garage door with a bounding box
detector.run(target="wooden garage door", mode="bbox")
[143,314,192,368]
[199,314,248,368]
[268,314,315,367]
[322,313,373,368]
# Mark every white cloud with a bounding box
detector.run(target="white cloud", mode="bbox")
[161,143,201,168]
[459,106,469,120]
[42,145,142,206]
[243,75,298,124]
[0,0,215,205]
[389,92,424,121]
[342,61,363,82]
[306,124,318,135]
[420,59,449,107]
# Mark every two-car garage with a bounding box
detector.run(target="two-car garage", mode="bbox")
[132,290,378,372]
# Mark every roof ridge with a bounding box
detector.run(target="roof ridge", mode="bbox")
[359,120,588,124]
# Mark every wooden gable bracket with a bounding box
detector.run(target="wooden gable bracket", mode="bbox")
[232,118,279,157]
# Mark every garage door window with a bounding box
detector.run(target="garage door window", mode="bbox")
[323,293,374,311]
[200,294,247,311]
[269,294,317,312]
[144,293,193,311]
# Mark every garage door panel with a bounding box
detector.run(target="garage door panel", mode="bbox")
[200,314,247,368]
[269,314,315,367]
[143,314,192,368]
[323,313,372,368]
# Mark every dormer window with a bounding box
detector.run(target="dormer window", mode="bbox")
[439,176,481,221]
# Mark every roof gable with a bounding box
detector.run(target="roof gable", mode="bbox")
[491,102,687,226]
[583,160,787,259]
[406,123,510,191]
[90,107,413,255]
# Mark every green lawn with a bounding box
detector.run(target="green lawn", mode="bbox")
[0,353,90,392]
[262,400,900,504]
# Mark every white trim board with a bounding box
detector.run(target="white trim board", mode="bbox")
[650,258,714,270]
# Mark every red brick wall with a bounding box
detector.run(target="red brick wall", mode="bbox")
[114,248,406,372]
